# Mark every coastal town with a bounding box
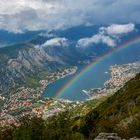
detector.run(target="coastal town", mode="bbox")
[1,62,140,130]
[87,62,140,99]
[0,67,78,129]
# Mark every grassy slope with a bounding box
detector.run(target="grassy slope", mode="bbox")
[71,95,110,117]
[74,73,140,139]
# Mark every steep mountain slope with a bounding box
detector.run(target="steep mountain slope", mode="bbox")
[74,73,140,139]
[0,43,66,95]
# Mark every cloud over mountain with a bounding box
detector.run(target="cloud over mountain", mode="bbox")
[99,23,135,36]
[77,34,116,48]
[0,0,140,33]
[41,37,69,47]
[77,23,135,48]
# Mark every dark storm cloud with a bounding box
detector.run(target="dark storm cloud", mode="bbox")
[0,0,140,33]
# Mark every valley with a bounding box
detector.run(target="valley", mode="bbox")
[1,66,140,140]
[0,30,140,139]
[1,1,140,139]
[1,60,140,131]
[1,36,140,130]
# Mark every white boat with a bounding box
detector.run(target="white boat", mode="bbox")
[82,90,88,94]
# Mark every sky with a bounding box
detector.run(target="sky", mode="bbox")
[0,0,140,33]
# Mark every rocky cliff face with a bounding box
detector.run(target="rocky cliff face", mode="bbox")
[0,43,68,95]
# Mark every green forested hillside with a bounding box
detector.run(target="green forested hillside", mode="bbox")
[75,73,140,139]
[1,73,140,140]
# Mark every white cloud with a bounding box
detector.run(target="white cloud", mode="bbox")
[41,37,69,47]
[39,32,56,38]
[77,23,135,48]
[99,23,135,35]
[0,0,140,32]
[77,34,116,48]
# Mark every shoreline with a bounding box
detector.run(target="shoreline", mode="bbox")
[86,61,140,100]
[39,66,78,97]
[0,66,78,124]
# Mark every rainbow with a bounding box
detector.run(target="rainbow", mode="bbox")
[54,36,140,100]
